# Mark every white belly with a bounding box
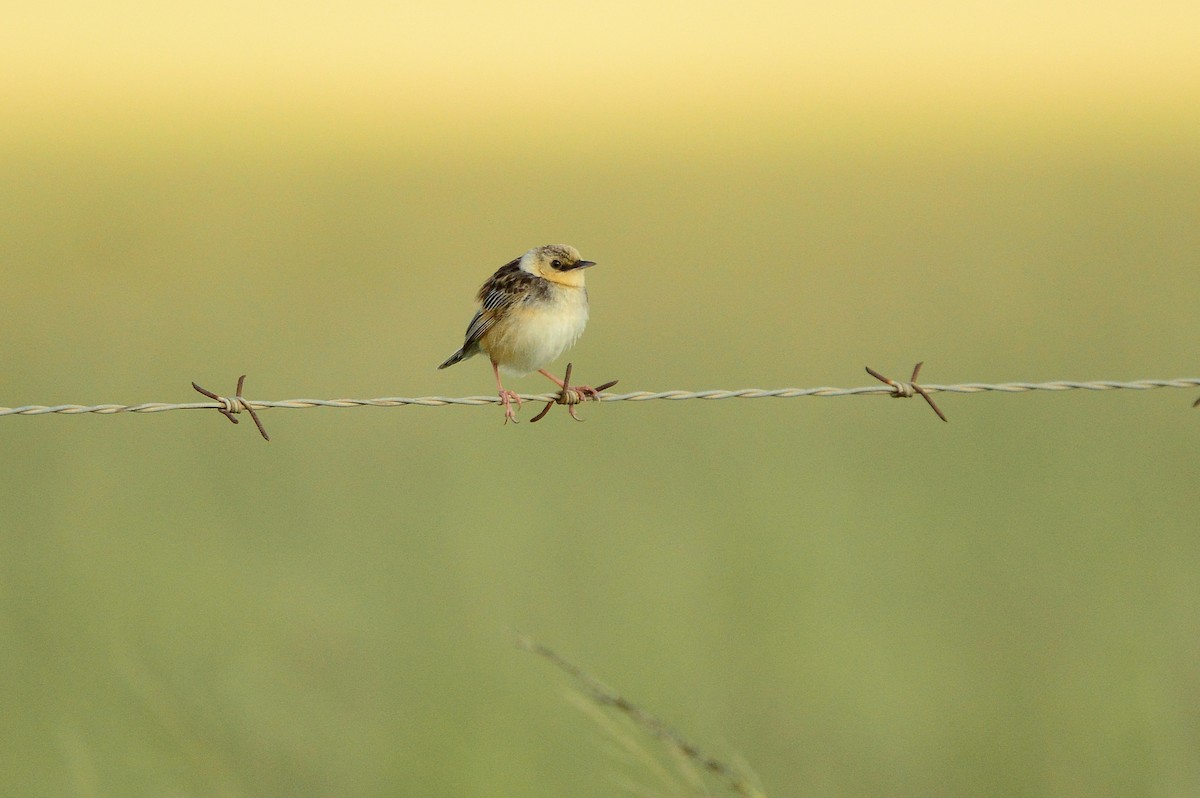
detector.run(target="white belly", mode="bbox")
[484,286,589,376]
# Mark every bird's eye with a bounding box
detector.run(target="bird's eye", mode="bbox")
[551,259,563,269]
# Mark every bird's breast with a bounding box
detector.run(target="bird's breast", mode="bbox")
[482,285,589,375]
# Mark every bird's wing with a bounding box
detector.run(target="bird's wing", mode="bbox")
[460,258,531,349]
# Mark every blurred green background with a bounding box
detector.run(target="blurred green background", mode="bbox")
[3,3,1199,796]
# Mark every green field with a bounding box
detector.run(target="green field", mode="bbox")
[3,6,1200,796]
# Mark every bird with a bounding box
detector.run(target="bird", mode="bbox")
[439,244,601,423]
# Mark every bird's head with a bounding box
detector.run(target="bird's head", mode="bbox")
[520,244,595,287]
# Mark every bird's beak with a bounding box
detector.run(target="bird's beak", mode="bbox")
[564,260,596,271]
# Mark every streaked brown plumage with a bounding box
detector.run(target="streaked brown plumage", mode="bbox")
[439,244,598,423]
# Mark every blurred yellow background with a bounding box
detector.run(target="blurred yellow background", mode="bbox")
[2,3,1199,796]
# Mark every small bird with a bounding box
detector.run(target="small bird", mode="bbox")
[439,244,601,423]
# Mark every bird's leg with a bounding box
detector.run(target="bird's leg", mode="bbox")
[494,361,521,424]
[538,368,600,401]
[530,363,619,423]
[537,369,566,389]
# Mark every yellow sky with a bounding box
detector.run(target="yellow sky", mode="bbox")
[3,2,1197,146]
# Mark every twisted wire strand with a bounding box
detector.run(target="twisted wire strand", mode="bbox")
[3,378,1199,417]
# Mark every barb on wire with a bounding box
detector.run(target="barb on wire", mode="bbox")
[191,375,270,441]
[866,362,948,422]
[530,362,620,423]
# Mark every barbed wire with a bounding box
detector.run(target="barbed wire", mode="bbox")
[2,365,1199,441]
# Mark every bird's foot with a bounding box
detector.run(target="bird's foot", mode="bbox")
[530,363,619,422]
[571,384,602,401]
[499,389,522,424]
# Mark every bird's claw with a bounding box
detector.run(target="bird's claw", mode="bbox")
[564,385,601,421]
[499,389,522,424]
[530,363,618,423]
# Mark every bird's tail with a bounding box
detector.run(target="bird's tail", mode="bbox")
[437,349,467,370]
